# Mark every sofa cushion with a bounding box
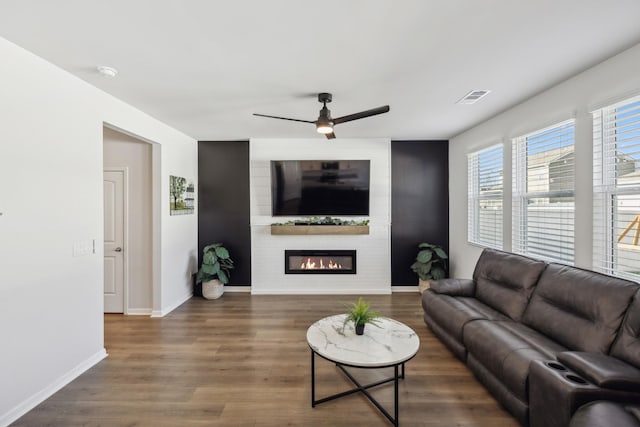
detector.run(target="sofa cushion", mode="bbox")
[522,263,639,354]
[464,320,568,401]
[569,401,640,427]
[611,290,640,369]
[496,321,570,358]
[424,311,467,360]
[422,290,508,343]
[472,248,547,321]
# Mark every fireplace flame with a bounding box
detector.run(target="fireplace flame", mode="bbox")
[300,257,343,270]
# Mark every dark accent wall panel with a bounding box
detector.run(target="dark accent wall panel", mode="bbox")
[391,140,449,285]
[198,141,251,286]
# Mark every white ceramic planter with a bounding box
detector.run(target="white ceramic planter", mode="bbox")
[202,279,224,299]
[418,278,431,294]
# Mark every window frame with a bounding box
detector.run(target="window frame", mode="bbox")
[467,143,504,249]
[512,119,576,264]
[592,95,640,279]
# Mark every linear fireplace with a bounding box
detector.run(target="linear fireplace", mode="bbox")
[285,250,356,274]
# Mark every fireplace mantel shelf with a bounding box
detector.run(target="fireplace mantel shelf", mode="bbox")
[270,225,369,235]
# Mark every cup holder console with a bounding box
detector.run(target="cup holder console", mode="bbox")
[545,361,567,371]
[542,361,589,385]
[565,374,588,385]
[531,361,605,427]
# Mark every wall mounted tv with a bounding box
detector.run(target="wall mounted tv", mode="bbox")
[271,160,370,216]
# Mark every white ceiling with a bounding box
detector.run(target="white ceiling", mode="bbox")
[2,0,640,141]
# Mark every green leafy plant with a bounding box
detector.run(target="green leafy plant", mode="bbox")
[196,243,234,284]
[343,296,381,327]
[410,242,448,281]
[271,216,369,226]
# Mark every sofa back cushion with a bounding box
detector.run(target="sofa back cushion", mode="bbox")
[472,249,547,321]
[611,290,640,368]
[522,264,639,354]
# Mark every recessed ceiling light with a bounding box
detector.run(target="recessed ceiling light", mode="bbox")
[97,65,118,78]
[456,90,491,105]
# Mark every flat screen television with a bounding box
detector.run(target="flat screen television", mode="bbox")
[271,160,370,216]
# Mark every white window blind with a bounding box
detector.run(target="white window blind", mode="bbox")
[468,144,503,248]
[512,120,575,263]
[593,96,640,280]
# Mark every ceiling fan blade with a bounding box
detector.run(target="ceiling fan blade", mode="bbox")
[325,131,336,140]
[333,105,390,125]
[253,113,315,124]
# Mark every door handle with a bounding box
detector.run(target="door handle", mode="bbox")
[115,247,122,252]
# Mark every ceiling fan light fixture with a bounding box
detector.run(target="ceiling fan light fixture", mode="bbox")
[316,105,334,134]
[316,122,334,134]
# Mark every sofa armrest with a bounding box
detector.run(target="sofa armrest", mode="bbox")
[557,352,640,392]
[530,360,640,427]
[430,278,476,297]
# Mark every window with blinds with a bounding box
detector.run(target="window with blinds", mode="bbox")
[593,96,640,280]
[468,144,503,248]
[512,120,575,263]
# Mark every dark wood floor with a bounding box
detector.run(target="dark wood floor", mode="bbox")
[12,293,518,426]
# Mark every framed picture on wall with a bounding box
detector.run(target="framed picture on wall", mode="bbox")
[170,175,195,215]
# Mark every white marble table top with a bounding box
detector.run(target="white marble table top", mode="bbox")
[306,314,420,367]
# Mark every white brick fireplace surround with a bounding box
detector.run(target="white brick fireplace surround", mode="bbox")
[250,138,391,294]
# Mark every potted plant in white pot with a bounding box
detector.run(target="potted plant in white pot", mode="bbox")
[196,243,234,299]
[410,242,448,293]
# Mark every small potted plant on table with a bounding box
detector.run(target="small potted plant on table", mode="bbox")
[196,243,234,299]
[410,242,448,293]
[343,297,380,335]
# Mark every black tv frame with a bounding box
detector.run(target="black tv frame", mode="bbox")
[270,159,370,217]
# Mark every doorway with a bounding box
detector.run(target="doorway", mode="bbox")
[103,126,154,314]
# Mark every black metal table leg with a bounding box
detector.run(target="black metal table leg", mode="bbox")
[311,349,315,407]
[394,364,399,426]
[311,354,406,426]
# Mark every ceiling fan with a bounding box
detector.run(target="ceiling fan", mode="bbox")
[253,93,390,139]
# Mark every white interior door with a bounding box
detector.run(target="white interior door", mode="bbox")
[104,170,125,313]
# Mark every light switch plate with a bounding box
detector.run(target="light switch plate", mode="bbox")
[73,240,93,257]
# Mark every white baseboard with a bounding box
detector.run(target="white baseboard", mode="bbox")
[224,286,251,292]
[391,286,420,293]
[1,348,107,427]
[126,308,153,315]
[151,292,192,317]
[198,286,416,295]
[250,288,392,295]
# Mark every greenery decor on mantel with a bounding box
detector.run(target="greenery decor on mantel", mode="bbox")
[272,217,369,226]
[342,296,381,336]
[270,217,369,235]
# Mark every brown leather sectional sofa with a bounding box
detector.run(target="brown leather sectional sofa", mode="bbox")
[422,248,640,427]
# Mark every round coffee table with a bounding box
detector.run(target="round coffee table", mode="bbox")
[307,314,420,426]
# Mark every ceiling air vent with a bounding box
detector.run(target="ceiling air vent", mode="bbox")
[456,90,491,105]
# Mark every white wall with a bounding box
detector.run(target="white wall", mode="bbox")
[103,128,153,313]
[449,42,640,278]
[0,37,197,426]
[250,139,391,294]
